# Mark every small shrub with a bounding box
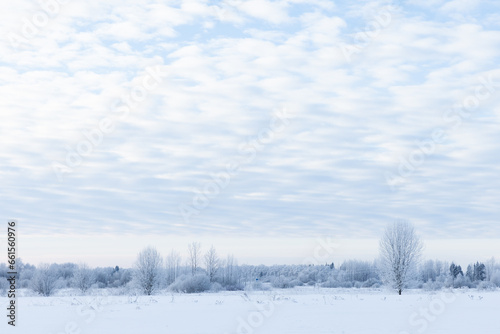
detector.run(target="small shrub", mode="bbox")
[338,281,354,288]
[223,281,244,291]
[169,274,211,293]
[422,280,444,291]
[362,278,381,288]
[251,281,264,290]
[477,281,496,291]
[491,273,500,287]
[321,279,339,288]
[210,282,223,292]
[271,276,300,289]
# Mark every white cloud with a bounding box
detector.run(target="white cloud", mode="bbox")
[441,0,480,12]
[1,0,500,265]
[233,0,291,24]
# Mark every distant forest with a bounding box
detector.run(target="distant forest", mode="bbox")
[1,251,498,297]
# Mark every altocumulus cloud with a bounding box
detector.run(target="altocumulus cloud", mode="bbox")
[0,0,500,242]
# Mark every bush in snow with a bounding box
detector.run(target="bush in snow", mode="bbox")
[73,264,95,293]
[222,282,245,291]
[220,279,244,291]
[271,276,301,289]
[31,264,58,296]
[321,279,355,288]
[246,280,271,291]
[361,278,382,288]
[422,280,445,291]
[321,279,339,288]
[210,282,223,292]
[340,281,354,288]
[491,272,500,287]
[250,280,264,291]
[169,274,211,293]
[477,281,497,291]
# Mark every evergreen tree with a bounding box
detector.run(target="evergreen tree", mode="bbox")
[449,263,463,278]
[466,264,474,281]
[474,262,486,281]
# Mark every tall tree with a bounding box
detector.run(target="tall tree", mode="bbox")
[466,264,474,281]
[421,260,437,282]
[223,254,238,286]
[134,246,163,295]
[165,249,182,285]
[474,262,486,281]
[485,257,496,281]
[378,220,423,295]
[449,263,463,287]
[188,242,202,276]
[204,245,220,282]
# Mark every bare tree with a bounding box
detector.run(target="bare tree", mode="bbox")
[31,263,58,296]
[222,254,242,289]
[165,249,182,285]
[485,257,496,282]
[134,246,163,295]
[204,245,220,282]
[188,242,201,276]
[223,254,235,285]
[73,263,95,293]
[378,220,423,295]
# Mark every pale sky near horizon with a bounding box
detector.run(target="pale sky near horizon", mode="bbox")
[15,234,500,268]
[1,0,500,268]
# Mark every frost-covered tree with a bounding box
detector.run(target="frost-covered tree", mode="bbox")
[188,242,201,275]
[449,263,463,279]
[31,263,58,296]
[204,245,220,282]
[221,254,242,290]
[448,263,464,288]
[134,246,163,295]
[165,249,182,285]
[223,254,236,284]
[378,220,423,295]
[55,263,77,280]
[420,260,437,282]
[473,262,486,281]
[485,258,496,281]
[466,264,474,281]
[339,260,376,282]
[73,264,95,293]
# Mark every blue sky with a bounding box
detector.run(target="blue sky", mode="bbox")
[1,0,500,267]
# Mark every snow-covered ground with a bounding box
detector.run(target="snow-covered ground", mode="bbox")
[2,287,499,333]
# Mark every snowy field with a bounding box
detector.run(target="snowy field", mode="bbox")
[2,287,499,334]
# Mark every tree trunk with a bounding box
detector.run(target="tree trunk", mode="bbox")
[398,289,402,295]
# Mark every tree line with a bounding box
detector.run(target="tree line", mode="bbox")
[1,223,499,296]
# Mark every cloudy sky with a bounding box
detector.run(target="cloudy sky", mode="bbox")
[1,0,500,267]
